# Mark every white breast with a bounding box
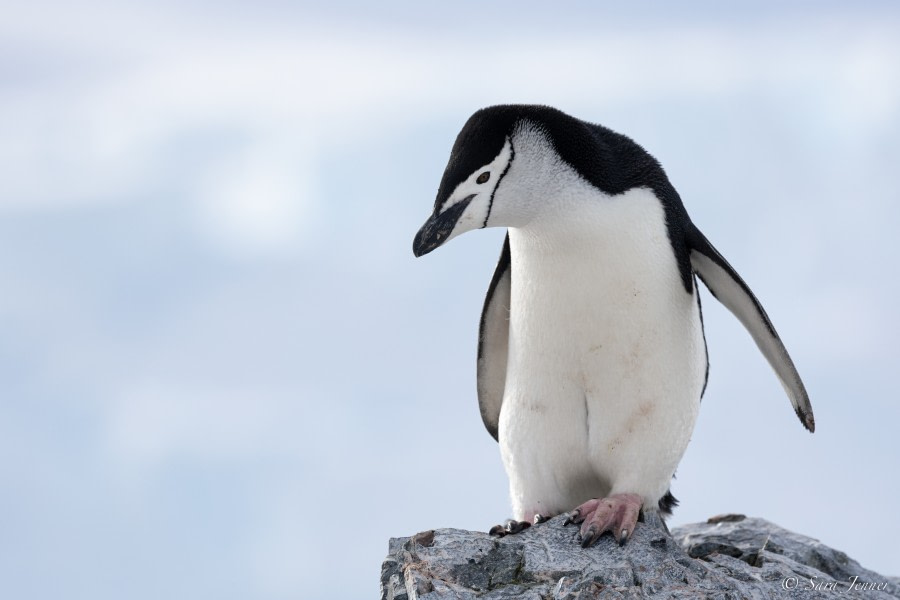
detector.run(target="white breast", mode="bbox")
[498,183,707,520]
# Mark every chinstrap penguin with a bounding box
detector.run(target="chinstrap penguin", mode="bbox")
[412,105,814,547]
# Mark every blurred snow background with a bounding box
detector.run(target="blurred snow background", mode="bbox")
[1,1,898,598]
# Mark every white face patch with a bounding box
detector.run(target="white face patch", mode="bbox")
[438,139,514,232]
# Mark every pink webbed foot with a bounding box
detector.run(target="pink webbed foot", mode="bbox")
[563,493,643,547]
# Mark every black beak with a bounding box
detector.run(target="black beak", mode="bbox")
[412,195,474,257]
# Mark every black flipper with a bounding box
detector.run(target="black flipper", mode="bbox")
[477,234,511,441]
[687,226,815,432]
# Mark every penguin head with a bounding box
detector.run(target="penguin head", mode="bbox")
[413,105,555,257]
[413,105,670,257]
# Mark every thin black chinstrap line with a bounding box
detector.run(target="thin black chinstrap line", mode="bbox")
[482,138,514,228]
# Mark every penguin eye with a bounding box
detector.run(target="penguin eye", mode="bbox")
[476,171,490,184]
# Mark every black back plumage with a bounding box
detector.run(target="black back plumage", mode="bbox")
[437,105,695,292]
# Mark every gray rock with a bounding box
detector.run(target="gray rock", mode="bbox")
[380,514,899,599]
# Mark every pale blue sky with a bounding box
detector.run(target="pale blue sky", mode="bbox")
[1,2,898,598]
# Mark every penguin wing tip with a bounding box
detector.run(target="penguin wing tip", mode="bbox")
[798,409,815,433]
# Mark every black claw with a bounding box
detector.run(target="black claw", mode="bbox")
[533,513,549,524]
[618,529,629,546]
[489,524,507,537]
[581,527,598,548]
[505,520,531,534]
[563,510,580,526]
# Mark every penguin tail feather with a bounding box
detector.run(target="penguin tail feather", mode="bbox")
[658,490,678,518]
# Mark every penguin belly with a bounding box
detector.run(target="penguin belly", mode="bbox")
[498,188,707,520]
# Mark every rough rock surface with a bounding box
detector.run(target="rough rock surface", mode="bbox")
[380,514,899,599]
